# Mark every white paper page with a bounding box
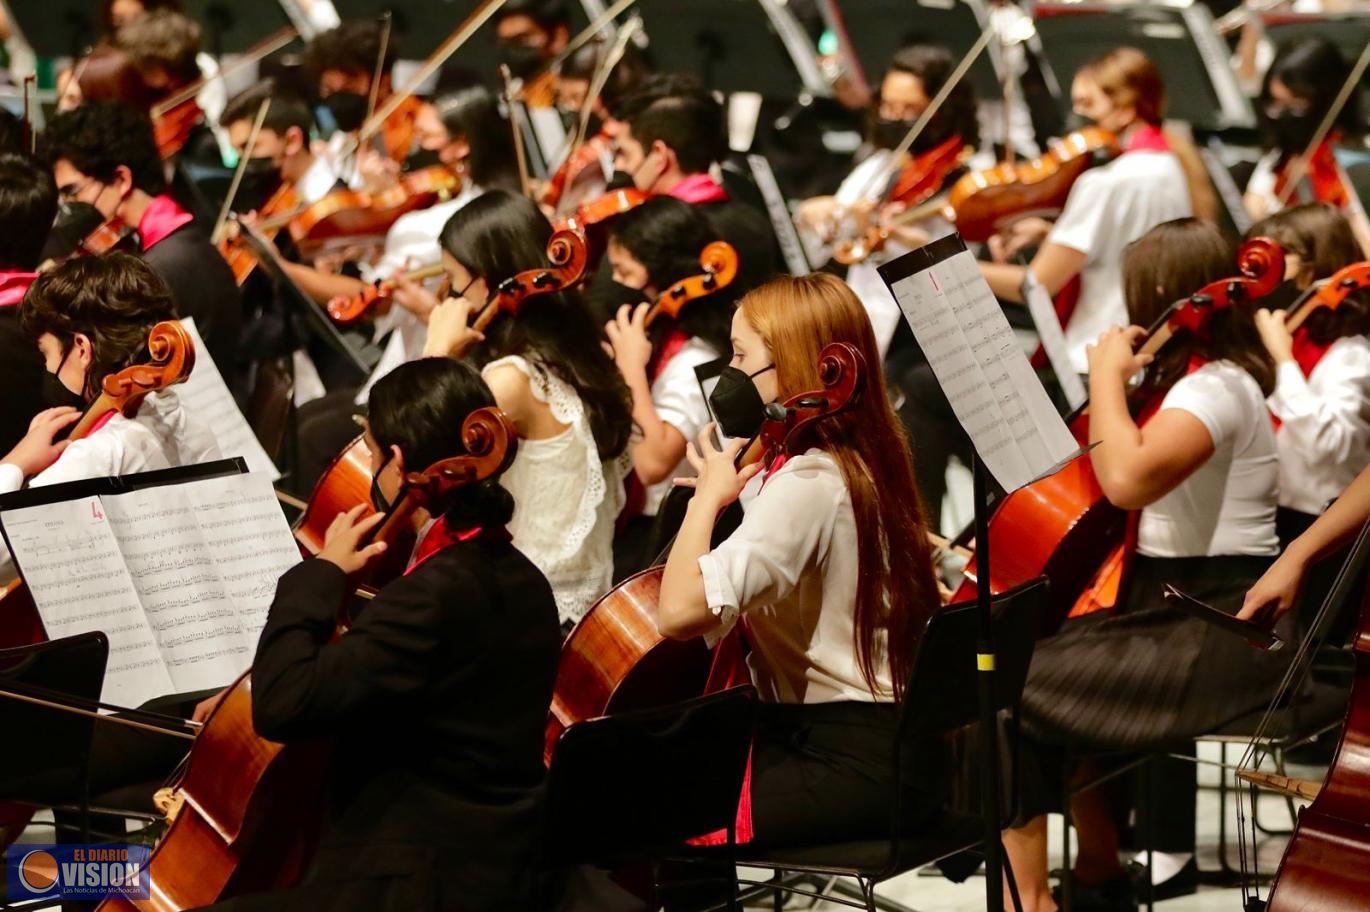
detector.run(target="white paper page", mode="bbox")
[2,497,174,706]
[101,487,250,693]
[1021,271,1087,410]
[883,241,1077,492]
[182,472,301,644]
[178,318,281,480]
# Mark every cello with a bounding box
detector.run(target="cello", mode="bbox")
[949,238,1287,631]
[293,229,589,555]
[93,408,516,912]
[546,342,866,762]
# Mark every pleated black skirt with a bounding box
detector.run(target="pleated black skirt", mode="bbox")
[1019,553,1293,752]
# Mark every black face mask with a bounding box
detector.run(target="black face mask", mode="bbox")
[403,147,445,173]
[235,157,283,213]
[42,201,107,264]
[602,279,649,312]
[322,91,370,133]
[1262,278,1306,313]
[371,453,396,513]
[557,107,604,139]
[708,364,775,440]
[605,168,637,192]
[42,347,87,413]
[498,42,546,80]
[1264,109,1320,154]
[872,116,949,153]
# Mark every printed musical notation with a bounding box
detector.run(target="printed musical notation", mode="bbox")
[179,318,281,480]
[1,472,301,707]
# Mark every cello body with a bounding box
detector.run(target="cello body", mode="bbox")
[1265,585,1370,911]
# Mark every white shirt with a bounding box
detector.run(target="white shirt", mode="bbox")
[297,153,342,205]
[699,450,896,704]
[1138,361,1280,558]
[483,354,628,625]
[1268,336,1370,515]
[643,338,720,516]
[354,186,481,405]
[1048,150,1193,373]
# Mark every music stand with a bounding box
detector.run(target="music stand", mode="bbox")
[631,0,822,97]
[1032,0,1254,131]
[330,0,594,74]
[837,0,1005,102]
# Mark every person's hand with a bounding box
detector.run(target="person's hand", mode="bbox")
[3,407,80,477]
[1236,549,1306,625]
[191,686,230,724]
[603,303,653,379]
[878,203,931,250]
[318,504,388,574]
[995,216,1055,262]
[392,269,441,323]
[1255,307,1295,365]
[423,296,485,359]
[796,196,840,233]
[674,424,763,511]
[1086,325,1151,384]
[357,147,400,194]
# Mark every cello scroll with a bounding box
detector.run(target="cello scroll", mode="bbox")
[648,241,739,326]
[758,342,866,460]
[69,321,196,441]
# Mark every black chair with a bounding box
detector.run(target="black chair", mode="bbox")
[0,632,109,848]
[692,577,1048,912]
[545,685,758,869]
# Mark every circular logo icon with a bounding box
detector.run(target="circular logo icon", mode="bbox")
[18,849,59,892]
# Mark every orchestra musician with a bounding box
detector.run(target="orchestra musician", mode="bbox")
[205,358,561,912]
[0,154,55,455]
[1244,38,1369,222]
[421,190,632,632]
[655,273,946,851]
[40,101,243,376]
[1248,202,1370,631]
[601,197,735,572]
[219,82,343,211]
[0,253,219,501]
[1003,219,1291,912]
[493,0,572,109]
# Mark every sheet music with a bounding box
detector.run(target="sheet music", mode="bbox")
[178,318,281,480]
[100,487,250,694]
[1021,271,1087,410]
[182,472,300,641]
[2,497,173,706]
[880,237,1077,492]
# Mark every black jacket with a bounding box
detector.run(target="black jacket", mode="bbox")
[215,533,561,912]
[141,222,242,380]
[0,303,44,455]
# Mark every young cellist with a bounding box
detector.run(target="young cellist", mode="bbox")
[655,272,945,846]
[423,190,633,632]
[1003,219,1290,912]
[601,196,735,572]
[208,357,561,912]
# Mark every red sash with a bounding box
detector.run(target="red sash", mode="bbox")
[668,174,730,205]
[404,515,507,576]
[136,195,194,251]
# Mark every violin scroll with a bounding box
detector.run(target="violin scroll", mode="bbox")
[403,408,518,496]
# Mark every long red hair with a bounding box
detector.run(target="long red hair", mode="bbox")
[739,273,940,701]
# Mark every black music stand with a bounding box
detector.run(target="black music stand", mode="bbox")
[632,0,821,97]
[1032,0,1254,132]
[837,0,1005,101]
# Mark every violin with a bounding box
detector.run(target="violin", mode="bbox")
[218,181,300,287]
[293,229,589,555]
[541,132,609,212]
[556,185,650,234]
[285,166,463,258]
[326,262,447,325]
[77,217,140,258]
[949,238,1287,632]
[93,409,514,912]
[546,343,866,762]
[835,127,1120,266]
[151,96,203,161]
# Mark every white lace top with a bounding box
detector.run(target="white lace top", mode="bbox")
[482,354,627,624]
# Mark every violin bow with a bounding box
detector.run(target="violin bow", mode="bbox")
[351,0,510,158]
[1274,39,1370,210]
[502,64,535,199]
[521,0,642,99]
[150,26,299,119]
[555,16,641,182]
[211,98,271,246]
[366,12,394,132]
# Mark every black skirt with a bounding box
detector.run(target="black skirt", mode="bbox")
[1019,553,1293,752]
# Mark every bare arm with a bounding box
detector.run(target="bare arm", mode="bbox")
[281,259,367,306]
[979,242,1087,303]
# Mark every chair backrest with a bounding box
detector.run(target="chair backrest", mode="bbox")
[545,685,757,864]
[0,632,109,804]
[246,355,295,462]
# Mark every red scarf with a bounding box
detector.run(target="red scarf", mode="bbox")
[649,329,692,383]
[0,271,37,308]
[1292,334,1333,378]
[667,173,730,205]
[404,515,507,576]
[137,195,194,251]
[1124,122,1170,154]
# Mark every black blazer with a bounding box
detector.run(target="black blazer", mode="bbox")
[220,533,561,912]
[141,221,242,381]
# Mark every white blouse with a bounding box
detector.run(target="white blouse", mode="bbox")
[1268,336,1370,515]
[1138,361,1280,559]
[483,354,627,625]
[698,450,895,705]
[643,337,719,516]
